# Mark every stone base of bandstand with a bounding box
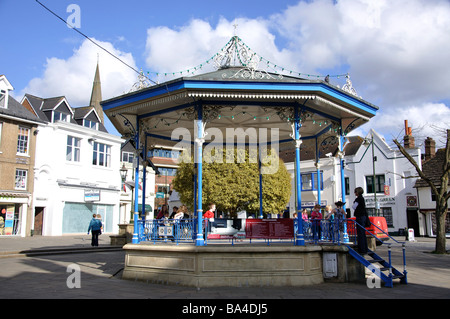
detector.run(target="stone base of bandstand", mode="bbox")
[122,243,365,288]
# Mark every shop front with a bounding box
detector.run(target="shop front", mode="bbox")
[0,193,30,237]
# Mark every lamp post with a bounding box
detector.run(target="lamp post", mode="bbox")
[363,134,380,216]
[120,163,128,183]
[120,164,128,223]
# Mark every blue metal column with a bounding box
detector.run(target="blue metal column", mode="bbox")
[195,105,205,246]
[141,136,147,222]
[193,163,197,219]
[315,138,321,207]
[132,120,140,244]
[258,145,264,219]
[339,130,349,243]
[294,105,305,246]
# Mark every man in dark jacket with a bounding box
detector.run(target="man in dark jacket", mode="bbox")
[87,214,102,247]
[352,187,369,254]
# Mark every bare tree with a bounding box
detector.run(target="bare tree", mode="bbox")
[393,128,450,254]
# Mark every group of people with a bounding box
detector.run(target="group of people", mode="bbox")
[296,201,347,221]
[293,187,369,254]
[156,204,191,220]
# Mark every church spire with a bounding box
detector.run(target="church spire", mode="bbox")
[89,58,103,123]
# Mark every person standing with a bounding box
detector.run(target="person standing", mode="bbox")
[203,203,216,219]
[353,187,369,254]
[87,214,102,247]
[311,204,322,241]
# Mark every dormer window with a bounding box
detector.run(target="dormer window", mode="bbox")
[84,119,98,130]
[0,90,6,108]
[54,111,70,122]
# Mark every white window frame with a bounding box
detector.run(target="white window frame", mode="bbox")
[66,136,81,162]
[93,142,111,167]
[0,90,6,108]
[15,169,27,190]
[53,111,70,123]
[84,119,98,130]
[17,126,30,155]
[122,151,134,163]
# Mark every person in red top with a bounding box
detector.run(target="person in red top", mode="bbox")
[203,203,216,219]
[311,204,323,240]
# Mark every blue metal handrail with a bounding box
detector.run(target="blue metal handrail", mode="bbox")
[347,218,407,284]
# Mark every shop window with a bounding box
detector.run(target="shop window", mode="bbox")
[17,126,30,155]
[93,142,111,167]
[15,169,27,190]
[66,136,81,162]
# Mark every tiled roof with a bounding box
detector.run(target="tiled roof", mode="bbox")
[414,149,449,188]
[0,95,45,123]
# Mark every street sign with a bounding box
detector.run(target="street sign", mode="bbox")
[156,192,165,198]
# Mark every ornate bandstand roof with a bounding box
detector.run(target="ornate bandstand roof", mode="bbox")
[101,36,378,151]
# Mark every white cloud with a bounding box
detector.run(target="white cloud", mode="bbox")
[143,0,450,145]
[20,39,137,107]
[144,17,294,78]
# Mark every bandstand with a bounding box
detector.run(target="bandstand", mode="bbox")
[101,36,378,287]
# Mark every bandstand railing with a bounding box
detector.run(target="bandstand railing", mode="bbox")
[137,218,353,245]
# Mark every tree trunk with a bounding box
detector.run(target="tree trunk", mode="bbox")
[435,204,448,254]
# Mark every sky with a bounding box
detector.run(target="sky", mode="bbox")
[1,0,450,148]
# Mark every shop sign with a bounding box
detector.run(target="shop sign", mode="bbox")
[301,200,327,208]
[84,189,100,202]
[365,196,396,207]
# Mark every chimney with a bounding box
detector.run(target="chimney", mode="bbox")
[403,120,415,148]
[424,137,436,161]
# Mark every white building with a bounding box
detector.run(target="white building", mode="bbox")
[119,140,156,223]
[344,129,421,234]
[22,63,124,235]
[282,126,422,234]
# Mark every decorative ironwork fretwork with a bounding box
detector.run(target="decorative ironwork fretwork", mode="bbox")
[341,74,359,97]
[129,69,152,92]
[213,36,282,80]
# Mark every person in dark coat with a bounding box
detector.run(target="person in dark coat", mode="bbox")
[352,187,369,254]
[87,214,102,247]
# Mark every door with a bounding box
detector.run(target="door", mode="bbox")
[34,207,44,236]
[406,209,420,236]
